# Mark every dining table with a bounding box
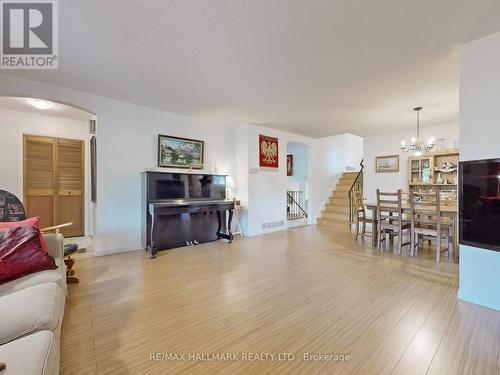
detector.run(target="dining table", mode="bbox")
[364,203,458,263]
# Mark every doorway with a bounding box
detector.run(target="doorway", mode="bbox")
[23,134,85,237]
[286,141,310,227]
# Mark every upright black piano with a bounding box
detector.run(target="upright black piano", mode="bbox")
[141,171,235,258]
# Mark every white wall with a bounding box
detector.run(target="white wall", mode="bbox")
[458,31,500,311]
[0,108,93,235]
[96,107,241,254]
[246,124,313,236]
[286,142,308,193]
[363,123,459,202]
[232,124,250,232]
[245,126,363,236]
[311,133,364,219]
[0,75,245,255]
[0,74,364,253]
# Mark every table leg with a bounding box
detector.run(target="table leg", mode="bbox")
[371,208,378,248]
[234,208,242,235]
[227,208,234,243]
[216,210,222,239]
[216,209,234,243]
[150,213,157,259]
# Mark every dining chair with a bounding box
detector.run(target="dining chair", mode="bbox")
[354,189,375,240]
[408,191,452,262]
[376,189,411,254]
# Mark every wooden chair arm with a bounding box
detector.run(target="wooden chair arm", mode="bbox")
[40,222,73,233]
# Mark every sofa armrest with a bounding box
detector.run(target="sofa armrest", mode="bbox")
[43,233,64,259]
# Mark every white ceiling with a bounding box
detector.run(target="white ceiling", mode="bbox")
[6,0,500,137]
[0,97,92,122]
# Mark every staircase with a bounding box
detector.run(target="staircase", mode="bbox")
[317,171,359,229]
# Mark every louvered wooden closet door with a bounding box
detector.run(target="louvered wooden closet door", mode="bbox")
[24,135,84,237]
[57,138,84,237]
[24,135,56,229]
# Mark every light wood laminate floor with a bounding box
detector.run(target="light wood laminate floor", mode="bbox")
[61,225,500,375]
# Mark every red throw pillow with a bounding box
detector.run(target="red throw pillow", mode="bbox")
[0,217,48,252]
[0,226,57,285]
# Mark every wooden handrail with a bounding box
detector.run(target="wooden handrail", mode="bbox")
[348,159,364,223]
[287,191,308,218]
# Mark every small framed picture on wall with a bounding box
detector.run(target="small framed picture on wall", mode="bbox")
[376,155,399,173]
[287,154,293,176]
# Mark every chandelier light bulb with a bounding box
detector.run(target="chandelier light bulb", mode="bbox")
[400,106,436,154]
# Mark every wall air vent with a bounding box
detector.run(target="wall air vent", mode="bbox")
[262,220,285,229]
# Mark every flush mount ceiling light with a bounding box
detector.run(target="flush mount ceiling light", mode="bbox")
[400,106,435,156]
[27,98,54,110]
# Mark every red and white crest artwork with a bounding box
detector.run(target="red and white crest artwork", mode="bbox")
[259,134,279,168]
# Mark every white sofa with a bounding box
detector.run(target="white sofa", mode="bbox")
[0,233,66,375]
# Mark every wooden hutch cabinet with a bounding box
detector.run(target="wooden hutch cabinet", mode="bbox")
[408,149,459,206]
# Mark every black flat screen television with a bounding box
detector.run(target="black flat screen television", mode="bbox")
[459,158,500,252]
[148,172,227,201]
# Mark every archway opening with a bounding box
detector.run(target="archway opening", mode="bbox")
[286,141,310,227]
[0,96,97,255]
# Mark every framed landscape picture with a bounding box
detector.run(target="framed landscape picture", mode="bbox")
[376,155,399,173]
[158,135,204,169]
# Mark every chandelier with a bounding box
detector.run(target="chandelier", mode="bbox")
[400,106,435,156]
